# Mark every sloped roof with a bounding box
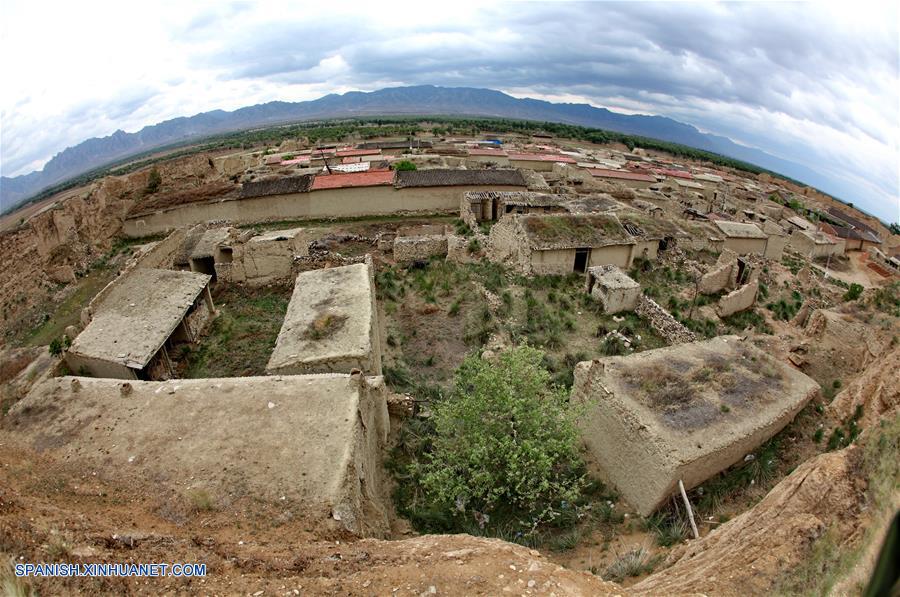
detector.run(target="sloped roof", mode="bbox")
[240,175,314,198]
[395,169,526,188]
[508,153,577,163]
[617,212,685,239]
[336,148,381,158]
[821,223,882,244]
[134,181,236,214]
[825,207,880,237]
[310,170,395,190]
[586,168,656,183]
[519,213,632,250]
[356,140,433,150]
[464,191,566,207]
[468,148,509,157]
[713,220,767,239]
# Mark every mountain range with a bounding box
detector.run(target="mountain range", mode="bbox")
[1,85,838,211]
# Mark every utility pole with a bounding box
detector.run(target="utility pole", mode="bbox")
[319,147,332,175]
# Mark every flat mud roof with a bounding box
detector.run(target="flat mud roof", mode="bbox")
[573,336,820,514]
[266,262,380,375]
[69,268,211,369]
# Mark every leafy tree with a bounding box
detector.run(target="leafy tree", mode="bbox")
[843,283,864,301]
[414,346,585,530]
[145,167,162,194]
[889,223,900,235]
[393,160,417,171]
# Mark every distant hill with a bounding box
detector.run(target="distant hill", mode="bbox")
[0,85,839,211]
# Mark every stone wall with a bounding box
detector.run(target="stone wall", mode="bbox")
[393,236,449,264]
[635,294,697,344]
[716,280,758,317]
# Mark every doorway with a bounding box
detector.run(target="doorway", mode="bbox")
[574,248,590,273]
[190,256,217,282]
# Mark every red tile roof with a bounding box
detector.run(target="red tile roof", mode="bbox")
[508,153,577,163]
[280,156,311,166]
[468,148,509,156]
[335,148,382,158]
[310,170,395,191]
[587,168,656,183]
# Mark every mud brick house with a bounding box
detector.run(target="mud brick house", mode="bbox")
[65,268,214,380]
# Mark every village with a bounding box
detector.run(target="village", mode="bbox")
[1,125,898,595]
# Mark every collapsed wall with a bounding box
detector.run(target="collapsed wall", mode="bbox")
[393,235,448,264]
[7,373,393,537]
[635,294,697,344]
[572,336,819,515]
[716,280,758,317]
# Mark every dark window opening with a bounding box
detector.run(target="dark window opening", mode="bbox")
[191,256,217,282]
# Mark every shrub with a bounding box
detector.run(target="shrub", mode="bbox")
[467,238,481,254]
[145,167,162,194]
[187,489,216,513]
[603,546,657,582]
[394,160,417,171]
[413,347,585,531]
[843,283,863,301]
[48,337,65,357]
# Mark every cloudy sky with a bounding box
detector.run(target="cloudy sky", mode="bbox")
[1,1,898,221]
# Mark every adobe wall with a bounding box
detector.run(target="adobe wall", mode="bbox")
[393,236,448,264]
[217,231,309,286]
[487,218,531,272]
[716,280,758,317]
[588,267,640,314]
[8,373,393,537]
[763,234,787,260]
[123,185,524,237]
[63,353,136,380]
[698,249,738,295]
[571,338,820,515]
[466,155,510,167]
[723,236,767,256]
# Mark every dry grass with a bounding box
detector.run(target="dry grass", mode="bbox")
[303,312,348,341]
[187,489,216,513]
[602,545,658,582]
[0,558,33,597]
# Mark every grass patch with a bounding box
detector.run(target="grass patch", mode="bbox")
[181,285,289,377]
[20,265,118,347]
[303,312,347,341]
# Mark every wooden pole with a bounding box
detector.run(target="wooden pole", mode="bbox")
[678,479,700,540]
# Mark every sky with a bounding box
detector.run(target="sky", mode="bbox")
[1,1,898,222]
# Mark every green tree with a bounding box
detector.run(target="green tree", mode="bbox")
[145,167,162,194]
[393,160,417,171]
[415,346,585,529]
